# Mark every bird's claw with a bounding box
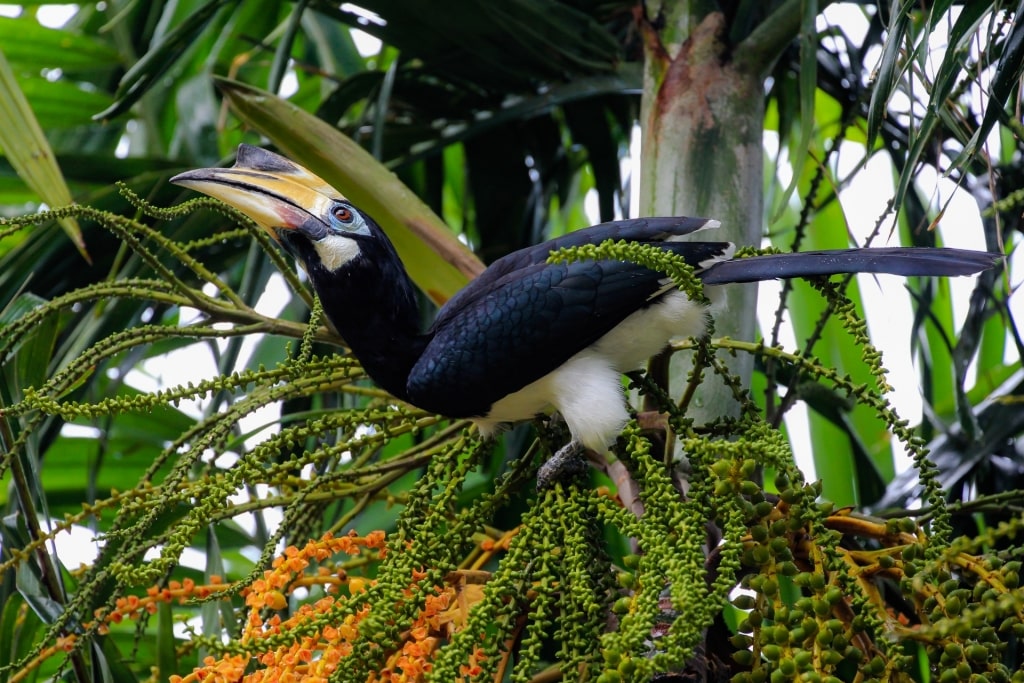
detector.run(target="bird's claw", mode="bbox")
[536,440,588,490]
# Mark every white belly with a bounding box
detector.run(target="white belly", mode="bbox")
[472,289,710,452]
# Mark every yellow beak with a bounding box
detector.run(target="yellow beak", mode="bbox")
[170,145,344,240]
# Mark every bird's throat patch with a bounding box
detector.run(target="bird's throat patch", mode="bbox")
[313,235,362,272]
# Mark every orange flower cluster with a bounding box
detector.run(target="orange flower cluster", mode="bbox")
[19,531,496,683]
[172,530,387,683]
[93,576,231,631]
[366,576,489,683]
[11,577,234,683]
[171,530,492,682]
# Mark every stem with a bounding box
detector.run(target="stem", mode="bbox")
[732,0,837,78]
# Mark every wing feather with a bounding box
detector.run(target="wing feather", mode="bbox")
[409,260,670,417]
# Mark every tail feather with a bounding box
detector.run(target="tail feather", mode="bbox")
[699,247,999,285]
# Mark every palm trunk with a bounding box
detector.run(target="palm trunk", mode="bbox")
[639,10,767,422]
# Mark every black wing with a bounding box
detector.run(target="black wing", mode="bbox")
[408,239,728,418]
[699,247,998,284]
[434,215,717,333]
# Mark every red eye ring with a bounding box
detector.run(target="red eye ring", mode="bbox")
[333,206,353,223]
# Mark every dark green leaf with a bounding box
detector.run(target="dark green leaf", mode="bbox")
[866,0,916,150]
[15,77,114,129]
[0,593,43,683]
[94,0,240,122]
[0,17,119,70]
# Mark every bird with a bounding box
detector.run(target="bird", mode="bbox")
[172,144,998,474]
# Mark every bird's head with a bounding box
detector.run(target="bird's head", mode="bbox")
[171,144,383,275]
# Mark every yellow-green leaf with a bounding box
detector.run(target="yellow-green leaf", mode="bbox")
[0,48,87,260]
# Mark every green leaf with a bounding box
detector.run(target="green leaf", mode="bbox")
[156,602,177,680]
[888,1,988,225]
[769,150,895,504]
[0,593,43,683]
[14,77,114,129]
[313,0,621,88]
[200,530,236,663]
[866,0,916,150]
[94,634,142,683]
[11,546,64,624]
[1,293,59,397]
[0,16,120,70]
[302,8,367,77]
[94,0,240,122]
[770,0,818,223]
[0,49,86,259]
[384,68,642,170]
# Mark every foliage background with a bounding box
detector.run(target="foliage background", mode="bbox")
[0,1,1022,681]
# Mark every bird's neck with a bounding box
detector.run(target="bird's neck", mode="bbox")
[307,255,427,402]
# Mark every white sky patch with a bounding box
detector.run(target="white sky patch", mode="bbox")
[819,3,871,45]
[123,274,291,426]
[279,67,299,98]
[60,423,102,439]
[50,522,102,567]
[340,3,385,27]
[51,523,206,572]
[36,4,78,27]
[352,28,382,57]
[628,123,641,219]
[1007,240,1024,366]
[115,120,139,159]
[237,401,285,451]
[229,483,284,547]
[338,3,384,57]
[583,188,601,225]
[0,4,81,24]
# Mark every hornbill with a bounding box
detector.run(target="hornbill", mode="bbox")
[172,145,997,470]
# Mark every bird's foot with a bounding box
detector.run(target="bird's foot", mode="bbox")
[536,440,589,490]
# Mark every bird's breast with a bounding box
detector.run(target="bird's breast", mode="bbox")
[473,289,710,436]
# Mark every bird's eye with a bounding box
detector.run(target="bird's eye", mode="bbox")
[327,202,369,236]
[333,206,354,223]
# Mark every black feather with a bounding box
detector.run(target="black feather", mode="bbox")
[700,247,999,284]
[411,217,727,417]
[436,215,718,329]
[411,259,673,417]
